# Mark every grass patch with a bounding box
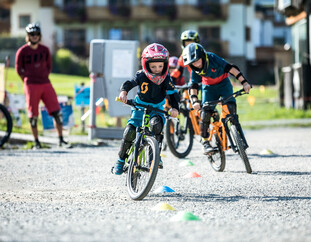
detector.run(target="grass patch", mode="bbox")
[234,85,311,122]
[4,68,311,136]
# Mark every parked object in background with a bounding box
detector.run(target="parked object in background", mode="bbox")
[0,103,12,148]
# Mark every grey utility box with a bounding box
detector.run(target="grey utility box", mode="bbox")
[88,39,139,140]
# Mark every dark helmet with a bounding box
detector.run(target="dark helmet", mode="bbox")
[182,43,206,66]
[180,30,200,48]
[182,43,208,72]
[25,23,41,34]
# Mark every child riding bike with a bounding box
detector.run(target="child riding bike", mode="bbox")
[113,43,180,175]
[182,43,251,155]
[170,30,200,84]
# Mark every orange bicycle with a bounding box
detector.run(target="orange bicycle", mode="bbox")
[203,89,252,174]
[166,87,252,173]
[165,85,201,158]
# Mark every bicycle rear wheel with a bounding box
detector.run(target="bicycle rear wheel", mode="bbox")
[165,109,194,158]
[230,124,252,174]
[0,104,13,148]
[127,136,160,200]
[208,133,226,172]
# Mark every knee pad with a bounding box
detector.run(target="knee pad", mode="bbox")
[227,102,237,114]
[119,124,136,160]
[29,117,38,128]
[150,115,163,135]
[123,124,136,142]
[200,110,213,138]
[51,110,63,125]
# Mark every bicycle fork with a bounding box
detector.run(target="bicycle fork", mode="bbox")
[222,114,249,153]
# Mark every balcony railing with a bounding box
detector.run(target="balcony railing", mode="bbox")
[108,0,131,17]
[152,1,177,20]
[54,1,228,22]
[61,2,87,22]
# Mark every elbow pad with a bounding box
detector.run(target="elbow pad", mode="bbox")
[190,82,199,90]
[224,63,240,73]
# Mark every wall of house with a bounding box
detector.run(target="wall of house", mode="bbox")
[11,0,40,37]
[39,8,55,52]
[10,0,54,52]
[221,4,245,57]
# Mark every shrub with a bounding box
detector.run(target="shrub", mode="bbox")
[52,48,89,76]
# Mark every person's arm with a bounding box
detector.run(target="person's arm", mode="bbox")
[119,79,138,103]
[189,71,201,110]
[227,65,251,93]
[46,48,52,74]
[15,48,25,81]
[165,78,179,118]
[170,56,184,79]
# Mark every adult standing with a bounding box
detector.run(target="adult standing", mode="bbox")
[15,23,70,149]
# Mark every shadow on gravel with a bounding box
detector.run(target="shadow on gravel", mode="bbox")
[254,171,311,176]
[151,193,311,202]
[248,153,311,158]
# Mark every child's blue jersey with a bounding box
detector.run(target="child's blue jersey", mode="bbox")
[191,52,229,86]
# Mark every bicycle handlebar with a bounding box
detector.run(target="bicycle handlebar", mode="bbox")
[115,97,171,117]
[174,84,189,91]
[202,88,247,108]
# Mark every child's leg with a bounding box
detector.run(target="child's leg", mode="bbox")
[118,124,136,160]
[150,114,164,168]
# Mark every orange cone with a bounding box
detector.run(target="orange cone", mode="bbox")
[184,172,201,178]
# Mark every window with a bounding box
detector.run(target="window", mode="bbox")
[0,8,10,21]
[109,28,134,40]
[199,27,223,55]
[64,29,86,56]
[199,27,220,42]
[245,26,251,42]
[153,27,179,56]
[154,27,177,42]
[19,15,30,28]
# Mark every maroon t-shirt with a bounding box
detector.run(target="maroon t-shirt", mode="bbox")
[15,44,52,84]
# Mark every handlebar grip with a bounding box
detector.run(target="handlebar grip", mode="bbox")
[115,97,122,102]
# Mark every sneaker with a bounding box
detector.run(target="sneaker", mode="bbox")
[113,160,125,175]
[58,139,72,148]
[158,159,163,169]
[203,141,214,155]
[33,141,42,150]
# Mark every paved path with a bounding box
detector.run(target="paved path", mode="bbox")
[0,127,311,242]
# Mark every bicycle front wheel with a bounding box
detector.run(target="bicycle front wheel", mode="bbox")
[230,124,252,174]
[127,136,160,200]
[208,133,226,172]
[0,104,13,148]
[165,109,194,158]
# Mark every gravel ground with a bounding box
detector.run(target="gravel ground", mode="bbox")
[0,127,311,242]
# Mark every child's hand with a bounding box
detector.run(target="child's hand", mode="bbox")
[243,82,251,93]
[119,91,128,103]
[170,108,178,118]
[192,102,201,110]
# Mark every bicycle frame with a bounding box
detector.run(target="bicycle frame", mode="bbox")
[182,90,201,135]
[205,89,249,153]
[169,86,200,136]
[208,105,230,152]
[117,97,169,171]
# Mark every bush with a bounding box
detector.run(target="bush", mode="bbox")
[52,48,89,76]
[0,37,25,50]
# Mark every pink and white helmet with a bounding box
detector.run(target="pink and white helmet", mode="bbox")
[141,43,169,85]
[169,56,179,68]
